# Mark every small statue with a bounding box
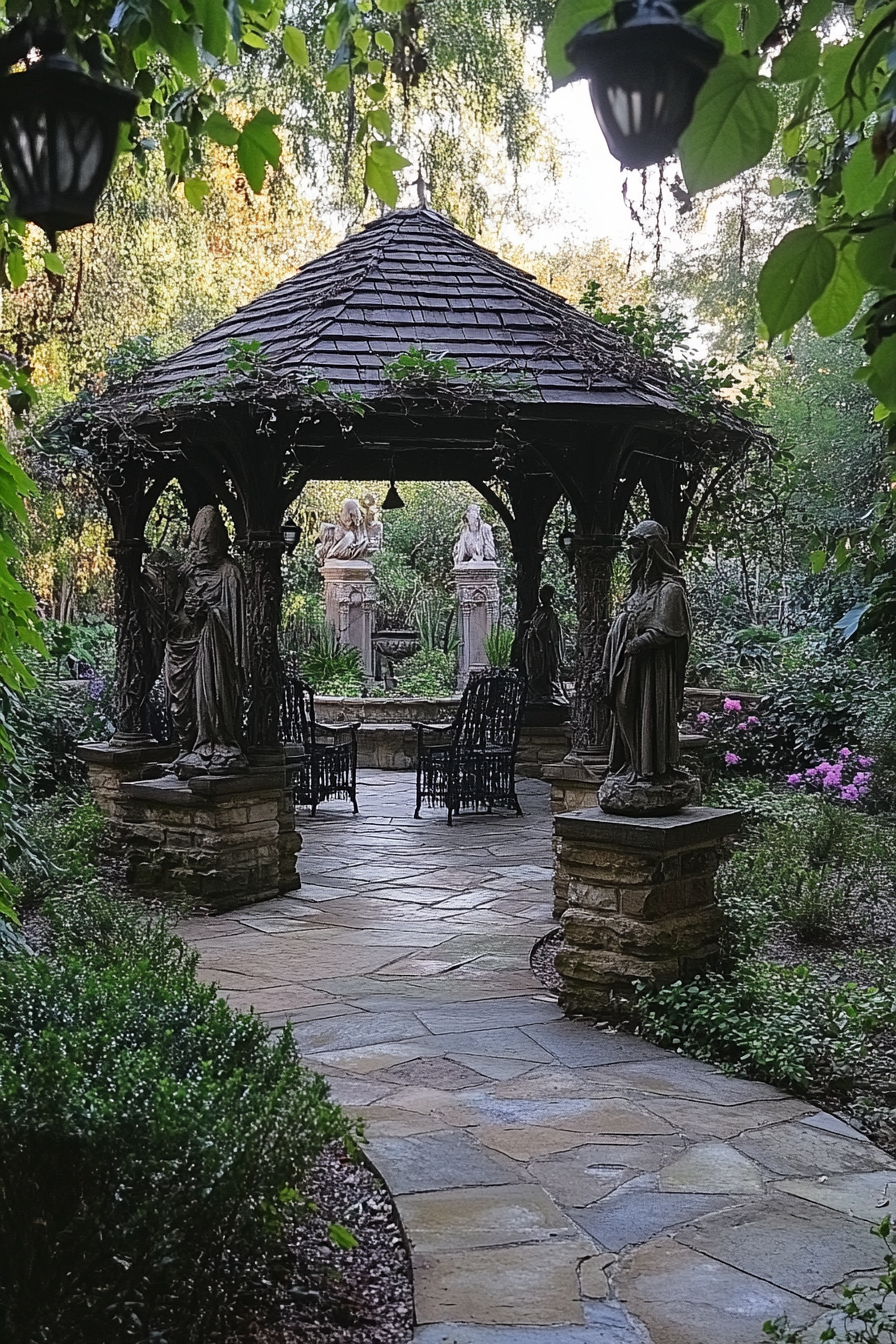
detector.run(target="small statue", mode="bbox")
[453,503,496,566]
[360,492,384,554]
[315,498,374,564]
[523,584,567,703]
[147,505,249,778]
[598,520,698,816]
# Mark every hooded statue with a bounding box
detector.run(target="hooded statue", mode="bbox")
[598,520,697,815]
[154,505,250,777]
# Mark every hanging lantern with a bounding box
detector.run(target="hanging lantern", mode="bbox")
[281,517,301,554]
[0,31,138,246]
[381,477,406,510]
[566,0,721,171]
[558,526,576,567]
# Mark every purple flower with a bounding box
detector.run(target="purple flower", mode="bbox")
[696,711,711,728]
[859,755,874,768]
[786,773,803,787]
[88,676,105,702]
[723,698,742,713]
[823,769,842,789]
[840,785,860,803]
[805,767,820,780]
[736,721,749,732]
[724,751,741,766]
[747,715,760,726]
[853,772,871,787]
[838,747,852,760]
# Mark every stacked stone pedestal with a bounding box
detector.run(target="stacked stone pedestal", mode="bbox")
[321,559,377,678]
[453,561,500,690]
[78,743,301,911]
[553,806,740,1017]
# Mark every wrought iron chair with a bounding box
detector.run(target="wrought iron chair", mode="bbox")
[413,667,527,825]
[281,674,359,816]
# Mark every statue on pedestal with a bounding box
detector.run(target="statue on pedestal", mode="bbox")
[315,497,379,565]
[361,492,384,554]
[522,584,567,704]
[598,520,698,816]
[453,503,496,566]
[146,504,249,778]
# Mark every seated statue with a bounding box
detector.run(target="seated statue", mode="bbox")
[453,503,496,566]
[598,519,698,816]
[146,504,249,778]
[523,584,567,703]
[315,498,373,564]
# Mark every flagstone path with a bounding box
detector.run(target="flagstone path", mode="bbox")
[180,770,896,1344]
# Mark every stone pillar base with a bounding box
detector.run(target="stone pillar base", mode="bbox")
[77,740,178,814]
[552,806,740,1017]
[321,559,377,679]
[79,743,302,911]
[543,756,608,815]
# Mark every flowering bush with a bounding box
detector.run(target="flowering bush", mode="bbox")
[693,697,781,782]
[786,749,874,805]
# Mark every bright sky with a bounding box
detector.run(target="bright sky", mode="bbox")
[529,81,636,251]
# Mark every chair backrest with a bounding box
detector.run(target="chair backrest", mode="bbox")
[280,674,315,753]
[454,668,527,751]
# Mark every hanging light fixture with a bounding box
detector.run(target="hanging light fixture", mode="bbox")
[281,517,301,554]
[0,25,139,246]
[566,0,721,171]
[381,460,406,510]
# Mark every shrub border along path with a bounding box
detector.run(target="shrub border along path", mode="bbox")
[179,772,896,1344]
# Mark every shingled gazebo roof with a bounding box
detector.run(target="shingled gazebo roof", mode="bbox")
[134,205,679,415]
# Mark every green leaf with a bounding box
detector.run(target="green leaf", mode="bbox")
[376,0,405,10]
[191,0,227,58]
[364,140,411,207]
[678,56,778,195]
[184,177,210,211]
[865,334,896,410]
[282,26,308,67]
[810,549,827,574]
[799,0,832,26]
[544,0,613,83]
[757,225,837,338]
[241,30,267,47]
[7,248,26,288]
[367,107,391,136]
[374,29,394,53]
[841,137,896,216]
[204,110,240,146]
[856,222,896,289]
[743,0,779,52]
[42,251,66,276]
[150,0,200,79]
[326,62,351,93]
[810,243,866,336]
[236,108,282,192]
[328,1222,359,1250]
[771,29,820,83]
[822,36,874,130]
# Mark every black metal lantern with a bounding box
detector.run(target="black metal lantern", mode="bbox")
[0,31,138,244]
[281,517,301,554]
[566,0,721,171]
[558,526,576,567]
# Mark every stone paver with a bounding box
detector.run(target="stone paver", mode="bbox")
[180,769,896,1343]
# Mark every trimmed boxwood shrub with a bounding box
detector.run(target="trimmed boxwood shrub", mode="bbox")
[0,896,354,1343]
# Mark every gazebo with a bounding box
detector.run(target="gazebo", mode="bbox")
[63,205,759,765]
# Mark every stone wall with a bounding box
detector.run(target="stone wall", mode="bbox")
[346,721,569,776]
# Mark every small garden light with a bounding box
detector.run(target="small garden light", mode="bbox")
[0,25,138,246]
[566,0,721,171]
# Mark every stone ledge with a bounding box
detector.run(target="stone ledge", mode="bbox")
[555,806,741,853]
[121,768,286,805]
[77,740,177,767]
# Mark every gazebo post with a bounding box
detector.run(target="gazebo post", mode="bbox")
[108,534,153,744]
[242,530,287,753]
[570,530,621,755]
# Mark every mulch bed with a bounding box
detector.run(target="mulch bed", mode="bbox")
[258,1143,414,1344]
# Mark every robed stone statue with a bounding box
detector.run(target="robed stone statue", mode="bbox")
[598,519,698,816]
[315,497,380,564]
[453,503,496,566]
[146,505,249,778]
[522,584,567,704]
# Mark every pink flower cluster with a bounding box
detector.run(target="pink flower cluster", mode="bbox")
[786,748,874,804]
